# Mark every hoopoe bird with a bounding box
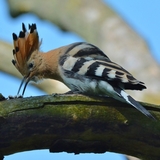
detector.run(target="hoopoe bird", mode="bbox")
[12,23,155,119]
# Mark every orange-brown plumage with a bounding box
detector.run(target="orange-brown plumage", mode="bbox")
[12,23,40,74]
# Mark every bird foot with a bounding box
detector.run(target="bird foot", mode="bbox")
[8,94,23,99]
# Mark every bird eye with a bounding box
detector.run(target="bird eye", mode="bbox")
[28,62,34,69]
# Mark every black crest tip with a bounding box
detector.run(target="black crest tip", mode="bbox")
[13,49,16,55]
[29,23,37,33]
[28,24,31,29]
[33,23,37,29]
[12,59,16,65]
[19,31,25,38]
[30,25,34,33]
[15,47,19,52]
[22,23,27,32]
[12,33,17,40]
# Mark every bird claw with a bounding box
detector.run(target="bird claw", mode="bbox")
[8,94,23,99]
[65,90,82,94]
[51,91,82,97]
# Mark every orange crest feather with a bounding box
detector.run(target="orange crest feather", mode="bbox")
[12,23,40,75]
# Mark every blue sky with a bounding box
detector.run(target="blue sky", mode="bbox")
[105,0,160,63]
[1,0,160,159]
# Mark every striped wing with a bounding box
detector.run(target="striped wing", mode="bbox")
[83,60,146,90]
[63,42,111,61]
[60,43,146,90]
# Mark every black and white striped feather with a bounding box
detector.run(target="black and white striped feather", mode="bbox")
[59,42,155,119]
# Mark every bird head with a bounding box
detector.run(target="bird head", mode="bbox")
[12,23,42,96]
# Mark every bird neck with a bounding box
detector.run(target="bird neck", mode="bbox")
[40,49,62,81]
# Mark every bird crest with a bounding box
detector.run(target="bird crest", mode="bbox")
[12,23,40,75]
[12,23,41,95]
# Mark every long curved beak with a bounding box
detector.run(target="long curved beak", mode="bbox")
[17,76,31,96]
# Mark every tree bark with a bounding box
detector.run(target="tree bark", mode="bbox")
[0,94,159,160]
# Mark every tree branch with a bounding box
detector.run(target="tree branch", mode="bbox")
[0,94,159,160]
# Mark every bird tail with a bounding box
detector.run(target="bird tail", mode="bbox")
[115,89,155,120]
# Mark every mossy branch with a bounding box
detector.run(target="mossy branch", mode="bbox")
[0,94,159,160]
